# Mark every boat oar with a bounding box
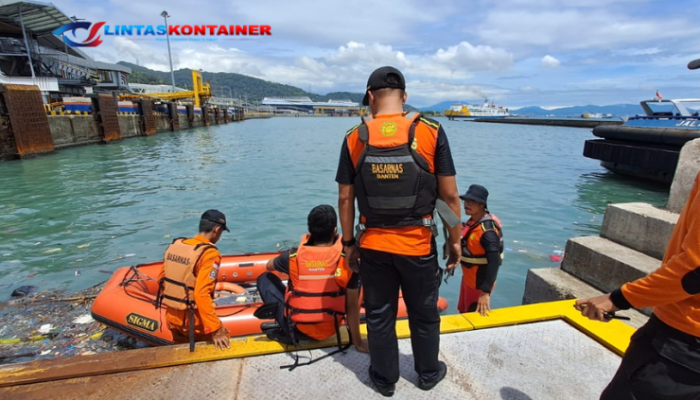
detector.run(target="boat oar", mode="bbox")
[689,58,700,70]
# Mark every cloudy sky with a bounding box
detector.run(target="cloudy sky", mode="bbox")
[58,0,700,108]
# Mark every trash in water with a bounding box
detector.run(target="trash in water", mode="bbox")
[34,242,41,246]
[552,249,564,256]
[73,314,93,324]
[75,270,81,276]
[550,254,563,263]
[25,273,36,279]
[40,350,51,356]
[77,244,90,249]
[42,248,61,254]
[124,253,135,258]
[38,324,53,334]
[276,243,281,248]
[11,285,38,297]
[164,235,171,238]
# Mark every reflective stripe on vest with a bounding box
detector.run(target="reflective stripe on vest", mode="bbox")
[286,234,345,324]
[461,214,504,266]
[159,239,215,311]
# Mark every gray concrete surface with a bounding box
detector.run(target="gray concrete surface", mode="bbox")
[561,236,660,300]
[601,203,678,260]
[0,320,624,400]
[669,138,700,213]
[117,115,141,138]
[523,267,650,326]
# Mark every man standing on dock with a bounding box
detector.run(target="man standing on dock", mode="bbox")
[336,66,462,396]
[575,173,700,399]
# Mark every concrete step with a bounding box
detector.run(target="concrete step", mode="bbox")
[601,202,678,260]
[561,236,661,298]
[523,267,649,328]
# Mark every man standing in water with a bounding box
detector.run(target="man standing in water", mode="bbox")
[575,171,700,399]
[336,66,462,396]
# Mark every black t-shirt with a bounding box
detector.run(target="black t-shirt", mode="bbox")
[272,248,360,289]
[335,118,456,184]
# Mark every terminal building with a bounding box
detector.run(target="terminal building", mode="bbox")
[260,96,361,116]
[0,0,130,103]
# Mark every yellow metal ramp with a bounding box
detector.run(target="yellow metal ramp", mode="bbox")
[0,300,635,400]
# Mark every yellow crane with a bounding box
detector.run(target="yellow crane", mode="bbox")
[119,70,211,107]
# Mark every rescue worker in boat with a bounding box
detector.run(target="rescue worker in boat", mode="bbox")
[256,205,368,353]
[156,210,231,351]
[456,184,504,316]
[337,66,462,396]
[575,171,700,400]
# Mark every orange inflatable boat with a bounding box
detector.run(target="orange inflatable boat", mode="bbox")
[91,252,449,346]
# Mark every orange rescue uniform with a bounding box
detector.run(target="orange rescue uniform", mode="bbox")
[613,172,700,337]
[158,235,223,336]
[345,113,441,256]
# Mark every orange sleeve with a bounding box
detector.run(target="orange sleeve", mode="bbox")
[621,173,700,308]
[334,256,353,288]
[193,248,222,334]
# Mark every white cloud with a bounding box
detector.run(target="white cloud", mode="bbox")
[432,42,513,72]
[541,55,560,68]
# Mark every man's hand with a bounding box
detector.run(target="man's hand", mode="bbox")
[211,326,230,350]
[353,339,369,353]
[345,244,360,273]
[574,294,620,322]
[476,293,491,316]
[445,242,461,274]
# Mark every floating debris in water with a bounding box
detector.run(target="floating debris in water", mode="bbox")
[550,254,563,263]
[77,244,90,249]
[124,253,135,258]
[73,314,93,324]
[34,242,41,246]
[552,250,564,256]
[38,324,53,334]
[25,274,36,279]
[11,285,38,297]
[74,270,81,277]
[164,235,171,238]
[276,243,281,248]
[42,248,61,254]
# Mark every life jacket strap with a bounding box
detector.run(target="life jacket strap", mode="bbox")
[290,289,345,298]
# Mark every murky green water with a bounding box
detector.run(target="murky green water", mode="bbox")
[0,118,669,313]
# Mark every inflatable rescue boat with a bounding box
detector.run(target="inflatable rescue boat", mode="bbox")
[91,252,449,346]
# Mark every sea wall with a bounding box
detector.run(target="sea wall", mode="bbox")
[0,84,244,160]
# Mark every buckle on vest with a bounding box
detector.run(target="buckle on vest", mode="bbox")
[355,223,366,242]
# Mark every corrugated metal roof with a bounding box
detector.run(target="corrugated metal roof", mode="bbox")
[0,0,72,36]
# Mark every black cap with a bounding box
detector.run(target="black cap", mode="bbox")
[460,184,489,207]
[362,66,406,106]
[201,209,229,232]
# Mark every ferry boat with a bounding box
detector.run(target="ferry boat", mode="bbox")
[444,99,510,120]
[584,78,700,184]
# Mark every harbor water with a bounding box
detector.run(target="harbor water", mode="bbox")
[0,117,669,314]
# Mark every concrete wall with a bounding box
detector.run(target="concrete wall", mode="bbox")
[48,116,101,149]
[178,114,190,129]
[192,114,204,128]
[668,138,700,213]
[155,114,172,133]
[118,115,141,138]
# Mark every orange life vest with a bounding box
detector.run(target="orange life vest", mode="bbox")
[460,214,504,267]
[352,112,438,229]
[157,238,216,311]
[285,235,346,326]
